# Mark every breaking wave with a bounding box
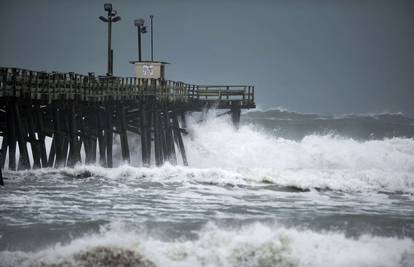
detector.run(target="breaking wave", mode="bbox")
[242,108,414,140]
[4,113,414,193]
[1,221,413,267]
[184,114,414,193]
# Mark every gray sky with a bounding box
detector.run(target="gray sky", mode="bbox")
[1,0,413,116]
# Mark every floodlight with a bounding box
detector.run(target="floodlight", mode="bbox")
[141,26,147,33]
[134,19,145,27]
[112,16,121,23]
[100,3,121,76]
[99,16,108,22]
[104,3,112,12]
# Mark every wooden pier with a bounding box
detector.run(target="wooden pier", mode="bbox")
[0,67,255,175]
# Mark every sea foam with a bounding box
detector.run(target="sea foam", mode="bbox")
[0,221,412,267]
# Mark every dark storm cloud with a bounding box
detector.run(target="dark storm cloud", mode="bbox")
[0,0,413,115]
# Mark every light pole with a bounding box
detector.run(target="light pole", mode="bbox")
[134,19,147,62]
[99,3,121,76]
[150,15,154,61]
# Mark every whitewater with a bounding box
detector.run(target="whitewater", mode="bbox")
[1,110,413,267]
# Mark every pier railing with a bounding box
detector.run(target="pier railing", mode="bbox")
[0,67,255,108]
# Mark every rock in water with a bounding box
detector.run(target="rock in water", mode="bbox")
[44,246,156,267]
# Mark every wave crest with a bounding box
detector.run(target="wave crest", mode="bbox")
[1,222,412,267]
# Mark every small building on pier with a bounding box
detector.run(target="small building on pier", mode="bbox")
[130,61,168,80]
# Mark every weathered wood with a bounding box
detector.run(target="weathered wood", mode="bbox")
[163,110,177,164]
[231,102,241,129]
[172,111,188,166]
[0,136,8,169]
[0,160,3,186]
[14,101,30,170]
[80,106,92,165]
[35,105,48,167]
[118,105,130,163]
[105,104,113,168]
[6,101,17,171]
[54,105,65,168]
[67,103,79,167]
[140,104,150,166]
[88,105,97,164]
[153,109,163,166]
[26,103,41,169]
[75,108,83,163]
[97,105,107,166]
[60,106,70,167]
[180,112,187,129]
[159,111,169,163]
[47,135,56,167]
[146,110,152,163]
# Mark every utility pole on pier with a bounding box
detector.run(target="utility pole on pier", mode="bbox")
[150,15,154,61]
[134,19,147,62]
[99,3,121,76]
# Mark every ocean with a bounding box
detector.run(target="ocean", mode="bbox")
[0,109,413,267]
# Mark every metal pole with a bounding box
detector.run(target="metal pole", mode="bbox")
[107,16,112,76]
[110,49,114,75]
[150,15,154,61]
[138,25,142,62]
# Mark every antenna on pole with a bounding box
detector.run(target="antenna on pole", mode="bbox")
[150,15,154,61]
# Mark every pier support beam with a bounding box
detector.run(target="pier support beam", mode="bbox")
[97,105,107,167]
[105,104,113,168]
[163,110,177,164]
[68,103,80,167]
[0,135,8,170]
[14,101,30,170]
[231,102,241,129]
[0,161,3,186]
[54,105,67,168]
[153,110,163,166]
[172,111,188,166]
[47,136,56,168]
[6,101,16,171]
[35,106,48,167]
[118,105,130,164]
[26,104,41,169]
[140,104,151,166]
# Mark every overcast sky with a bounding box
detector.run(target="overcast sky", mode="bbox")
[1,0,413,115]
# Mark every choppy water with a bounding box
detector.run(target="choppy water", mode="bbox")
[1,109,414,267]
